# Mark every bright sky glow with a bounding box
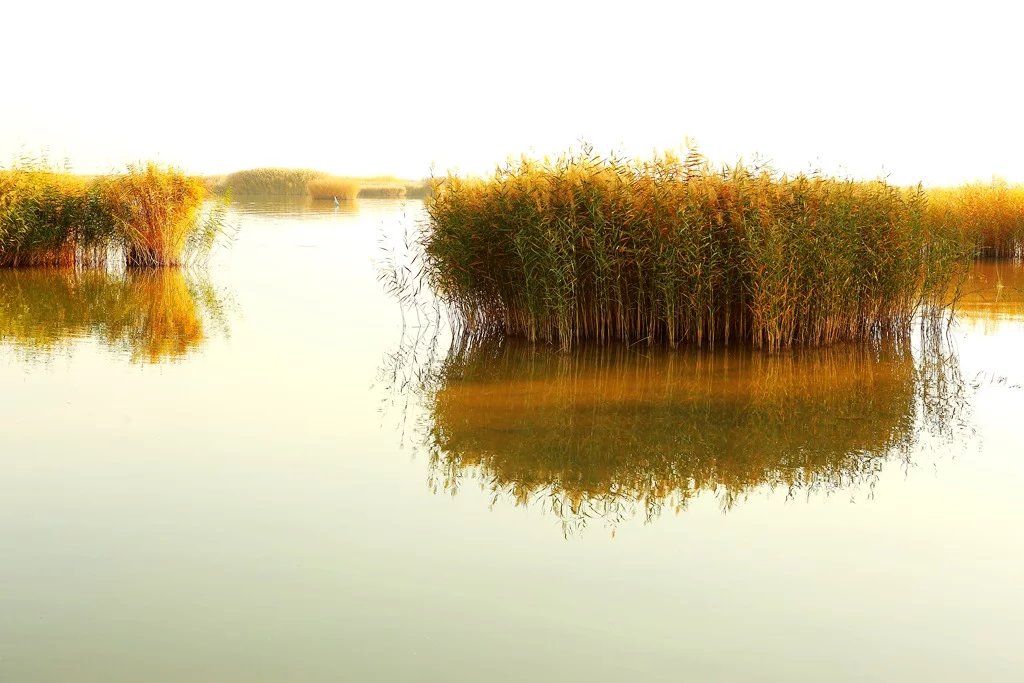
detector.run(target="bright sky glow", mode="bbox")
[3,0,1022,185]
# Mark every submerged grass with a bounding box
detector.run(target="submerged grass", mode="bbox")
[0,163,223,268]
[423,147,973,350]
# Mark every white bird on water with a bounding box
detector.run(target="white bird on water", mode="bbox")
[334,196,340,207]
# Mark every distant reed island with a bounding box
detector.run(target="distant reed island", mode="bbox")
[203,168,430,200]
[421,148,1024,350]
[0,163,222,267]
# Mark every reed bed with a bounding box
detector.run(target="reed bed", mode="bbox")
[0,163,221,268]
[358,184,407,199]
[0,169,101,267]
[208,169,430,200]
[422,149,972,350]
[350,175,428,199]
[925,181,1024,259]
[307,176,361,201]
[211,168,327,196]
[403,181,431,199]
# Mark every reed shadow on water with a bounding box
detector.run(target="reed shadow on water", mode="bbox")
[379,325,971,536]
[0,267,232,363]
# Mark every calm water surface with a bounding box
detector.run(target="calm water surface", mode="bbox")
[1,199,1022,682]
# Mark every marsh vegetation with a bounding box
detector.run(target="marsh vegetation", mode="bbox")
[926,181,1024,259]
[0,163,223,267]
[206,168,428,201]
[420,148,1024,350]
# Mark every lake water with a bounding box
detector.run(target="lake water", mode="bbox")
[1,198,1022,682]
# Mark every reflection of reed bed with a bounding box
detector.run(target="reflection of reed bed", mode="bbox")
[0,268,227,362]
[422,148,972,350]
[228,194,362,218]
[416,335,965,529]
[954,261,1024,325]
[0,164,222,267]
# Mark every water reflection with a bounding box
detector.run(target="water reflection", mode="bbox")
[384,330,969,533]
[228,194,360,218]
[0,268,229,362]
[957,260,1024,327]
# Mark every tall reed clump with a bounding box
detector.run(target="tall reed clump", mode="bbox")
[422,148,972,350]
[308,176,361,201]
[99,164,207,266]
[0,162,221,268]
[925,180,1024,259]
[0,169,108,266]
[210,168,328,196]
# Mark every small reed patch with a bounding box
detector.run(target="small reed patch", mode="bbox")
[1,163,223,268]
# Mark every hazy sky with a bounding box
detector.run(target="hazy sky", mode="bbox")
[3,0,1021,184]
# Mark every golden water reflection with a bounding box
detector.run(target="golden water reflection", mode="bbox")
[228,194,360,218]
[0,268,228,362]
[957,260,1024,327]
[408,263,1024,530]
[406,333,968,531]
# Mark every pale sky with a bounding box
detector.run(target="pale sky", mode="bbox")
[3,0,1022,185]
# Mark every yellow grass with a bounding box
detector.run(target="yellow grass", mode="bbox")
[422,148,971,350]
[1,163,215,268]
[211,168,327,196]
[357,184,407,199]
[925,180,1024,259]
[307,176,361,201]
[206,168,430,200]
[98,163,206,266]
